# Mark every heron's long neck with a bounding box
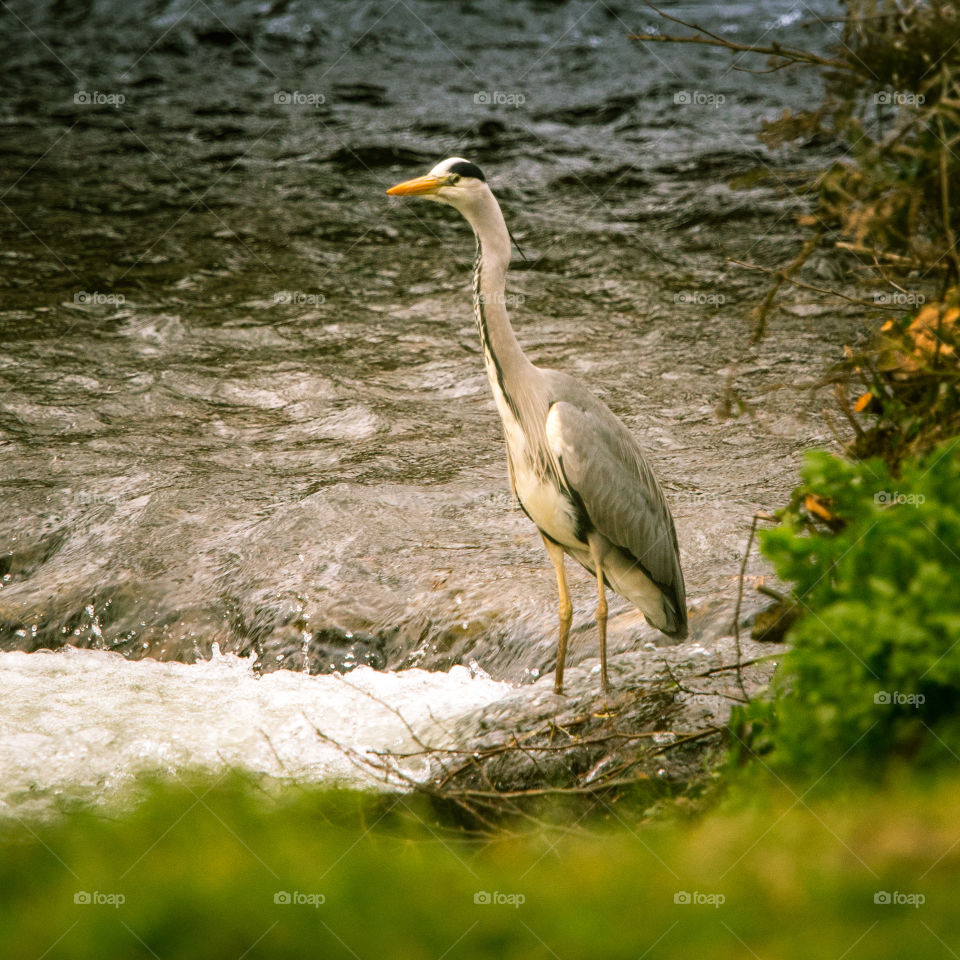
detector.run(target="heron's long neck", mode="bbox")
[463,191,534,400]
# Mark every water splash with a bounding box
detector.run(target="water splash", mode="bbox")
[0,646,512,818]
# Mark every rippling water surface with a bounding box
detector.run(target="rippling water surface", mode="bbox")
[0,0,853,808]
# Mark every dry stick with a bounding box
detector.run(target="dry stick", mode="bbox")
[440,718,721,797]
[869,253,908,295]
[308,718,411,788]
[498,733,546,780]
[730,256,912,319]
[446,794,504,835]
[429,718,671,789]
[834,243,928,270]
[258,728,288,775]
[649,727,724,758]
[468,761,528,824]
[329,674,434,750]
[631,2,855,72]
[433,724,561,789]
[314,706,721,803]
[937,80,960,355]
[315,669,726,805]
[737,235,818,342]
[309,721,600,838]
[694,655,779,678]
[425,705,456,743]
[309,718,446,792]
[437,711,605,786]
[419,765,713,800]
[327,673,457,781]
[587,727,724,783]
[733,512,775,700]
[757,584,788,603]
[661,658,749,705]
[363,735,527,839]
[371,729,670,760]
[628,32,849,73]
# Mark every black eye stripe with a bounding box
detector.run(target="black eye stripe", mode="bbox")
[446,160,486,182]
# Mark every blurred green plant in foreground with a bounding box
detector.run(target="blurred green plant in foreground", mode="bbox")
[732,439,960,782]
[0,770,957,959]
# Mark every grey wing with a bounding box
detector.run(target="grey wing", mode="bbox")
[545,399,687,630]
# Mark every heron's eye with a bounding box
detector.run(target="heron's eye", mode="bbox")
[446,174,461,185]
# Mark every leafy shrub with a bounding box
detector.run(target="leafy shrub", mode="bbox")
[835,289,960,466]
[732,440,960,781]
[759,0,960,281]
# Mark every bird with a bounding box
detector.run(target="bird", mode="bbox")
[386,157,687,695]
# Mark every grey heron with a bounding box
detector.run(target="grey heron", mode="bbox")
[387,157,687,695]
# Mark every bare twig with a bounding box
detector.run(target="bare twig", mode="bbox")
[649,727,724,757]
[693,655,780,678]
[833,242,930,271]
[661,658,749,705]
[631,2,855,72]
[306,687,723,824]
[757,584,789,603]
[745,235,823,342]
[730,256,912,318]
[258,728,288,774]
[733,512,776,699]
[369,729,669,760]
[937,77,960,286]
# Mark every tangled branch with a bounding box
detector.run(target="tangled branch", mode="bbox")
[306,678,727,830]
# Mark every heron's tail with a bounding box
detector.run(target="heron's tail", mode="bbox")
[643,579,688,641]
[658,617,688,641]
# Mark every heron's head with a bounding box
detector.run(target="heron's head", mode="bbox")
[386,157,488,211]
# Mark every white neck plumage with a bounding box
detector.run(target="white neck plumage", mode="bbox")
[460,188,534,396]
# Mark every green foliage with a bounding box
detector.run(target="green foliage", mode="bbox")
[1,771,959,959]
[732,440,960,780]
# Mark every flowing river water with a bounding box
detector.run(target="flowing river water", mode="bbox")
[0,0,854,814]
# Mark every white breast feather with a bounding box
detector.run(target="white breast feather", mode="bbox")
[486,367,580,547]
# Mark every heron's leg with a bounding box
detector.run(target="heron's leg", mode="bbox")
[541,533,572,695]
[589,539,609,694]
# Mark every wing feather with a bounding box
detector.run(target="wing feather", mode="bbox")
[546,399,686,626]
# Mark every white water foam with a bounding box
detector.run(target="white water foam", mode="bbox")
[0,646,512,816]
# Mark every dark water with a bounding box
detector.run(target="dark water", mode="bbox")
[0,0,852,681]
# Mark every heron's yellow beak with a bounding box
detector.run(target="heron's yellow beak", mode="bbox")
[386,175,445,196]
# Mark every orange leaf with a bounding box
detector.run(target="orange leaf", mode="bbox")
[804,495,834,522]
[853,391,873,413]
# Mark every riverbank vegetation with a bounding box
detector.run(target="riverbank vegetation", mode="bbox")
[633,0,960,788]
[0,770,957,959]
[637,1,960,459]
[734,440,960,783]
